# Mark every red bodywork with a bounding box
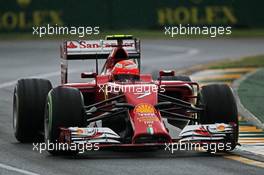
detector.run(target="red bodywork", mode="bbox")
[61,46,198,145]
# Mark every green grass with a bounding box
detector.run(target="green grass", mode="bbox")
[209,55,264,69]
[238,69,264,123]
[1,29,264,40]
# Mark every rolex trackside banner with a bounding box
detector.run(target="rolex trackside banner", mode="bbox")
[0,0,263,33]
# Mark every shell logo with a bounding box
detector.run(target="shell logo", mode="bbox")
[134,103,156,114]
[216,124,225,132]
[76,128,84,134]
[134,104,159,123]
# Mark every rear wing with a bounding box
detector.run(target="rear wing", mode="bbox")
[60,39,140,60]
[60,35,141,84]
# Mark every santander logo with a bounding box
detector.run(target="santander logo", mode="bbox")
[67,41,134,49]
[67,42,78,49]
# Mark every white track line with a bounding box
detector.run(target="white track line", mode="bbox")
[0,80,18,89]
[0,69,83,89]
[0,163,40,175]
[0,71,63,175]
[0,71,59,89]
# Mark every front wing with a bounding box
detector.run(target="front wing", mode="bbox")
[59,123,234,149]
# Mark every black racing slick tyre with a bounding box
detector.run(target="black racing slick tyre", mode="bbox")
[160,75,191,82]
[13,79,52,143]
[198,84,238,151]
[45,87,85,155]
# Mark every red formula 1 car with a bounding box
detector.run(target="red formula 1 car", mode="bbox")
[13,35,238,155]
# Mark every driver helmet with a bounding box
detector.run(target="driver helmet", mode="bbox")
[112,60,140,82]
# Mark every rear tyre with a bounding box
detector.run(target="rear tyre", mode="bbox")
[13,79,52,143]
[45,87,85,155]
[198,84,238,151]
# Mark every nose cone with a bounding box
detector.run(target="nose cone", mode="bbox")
[119,84,171,143]
[122,84,158,106]
[131,103,171,143]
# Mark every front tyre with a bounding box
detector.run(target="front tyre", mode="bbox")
[45,87,85,155]
[198,84,238,151]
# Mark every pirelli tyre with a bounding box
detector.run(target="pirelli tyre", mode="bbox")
[198,84,238,151]
[45,87,85,155]
[13,79,52,143]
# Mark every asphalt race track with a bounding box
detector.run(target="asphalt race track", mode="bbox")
[0,39,264,175]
